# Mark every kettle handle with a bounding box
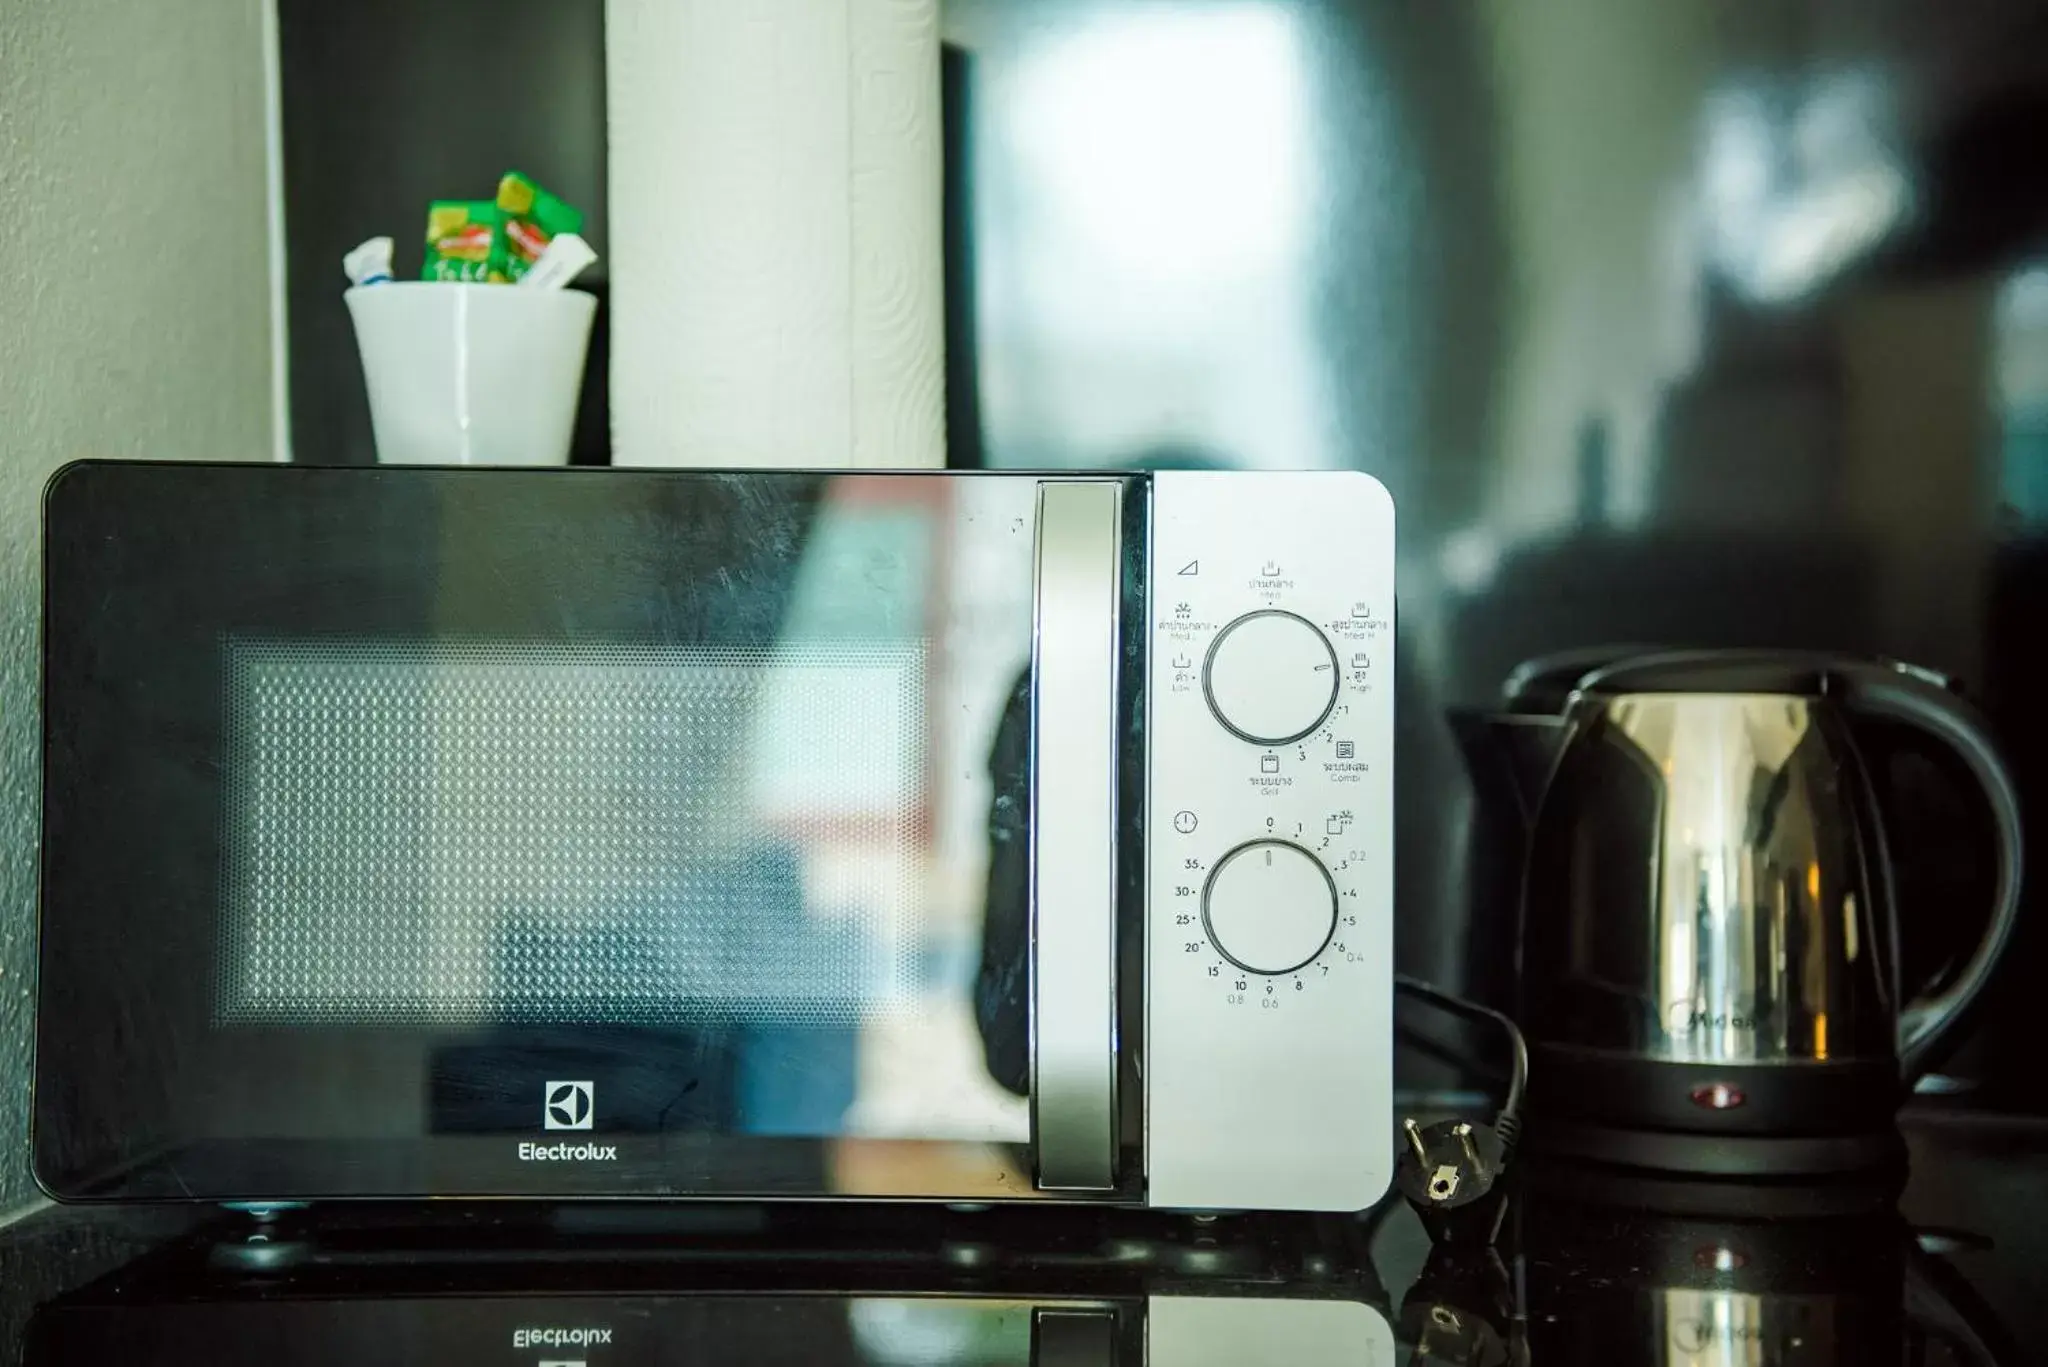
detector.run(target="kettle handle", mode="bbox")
[1832,663,2025,1080]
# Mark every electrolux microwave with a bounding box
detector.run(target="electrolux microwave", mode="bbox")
[35,463,1394,1211]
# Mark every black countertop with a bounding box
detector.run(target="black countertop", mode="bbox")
[2,1110,2039,1365]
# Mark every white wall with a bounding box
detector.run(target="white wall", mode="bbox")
[606,0,945,469]
[0,0,277,1221]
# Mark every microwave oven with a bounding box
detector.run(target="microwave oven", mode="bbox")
[35,463,1394,1212]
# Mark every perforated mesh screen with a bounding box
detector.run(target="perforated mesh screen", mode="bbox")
[218,640,926,1028]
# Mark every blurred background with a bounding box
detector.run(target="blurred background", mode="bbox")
[6,0,2048,1218]
[948,0,2048,1117]
[939,0,2048,1115]
[285,0,2048,1109]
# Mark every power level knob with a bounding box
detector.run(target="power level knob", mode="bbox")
[1203,610,1340,745]
[1202,840,1339,975]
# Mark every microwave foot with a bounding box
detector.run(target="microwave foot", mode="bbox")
[208,1202,313,1274]
[946,1203,993,1213]
[221,1201,311,1218]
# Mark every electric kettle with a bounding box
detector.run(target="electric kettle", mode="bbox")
[1460,649,2024,1174]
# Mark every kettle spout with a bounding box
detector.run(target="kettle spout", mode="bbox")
[1449,709,1568,828]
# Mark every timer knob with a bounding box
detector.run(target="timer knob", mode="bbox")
[1203,610,1340,745]
[1201,839,1339,975]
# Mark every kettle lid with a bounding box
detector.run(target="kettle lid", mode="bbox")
[1577,648,1854,697]
[1501,644,1670,713]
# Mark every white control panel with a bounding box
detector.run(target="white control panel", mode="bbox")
[1146,471,1393,1211]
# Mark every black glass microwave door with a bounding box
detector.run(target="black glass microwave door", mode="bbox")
[37,465,1143,1201]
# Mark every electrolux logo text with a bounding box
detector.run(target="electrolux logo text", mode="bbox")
[518,1141,618,1161]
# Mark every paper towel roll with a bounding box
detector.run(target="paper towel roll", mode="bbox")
[607,0,946,469]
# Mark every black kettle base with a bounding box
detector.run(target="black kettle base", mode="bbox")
[1524,1116,1909,1183]
[1517,1145,1907,1220]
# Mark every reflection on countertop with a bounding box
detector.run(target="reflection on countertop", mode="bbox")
[0,1111,2038,1365]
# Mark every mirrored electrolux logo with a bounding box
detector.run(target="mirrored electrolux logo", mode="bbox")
[514,1325,613,1349]
[519,1140,617,1161]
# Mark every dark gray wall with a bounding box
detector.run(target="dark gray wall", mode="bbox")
[277,0,610,465]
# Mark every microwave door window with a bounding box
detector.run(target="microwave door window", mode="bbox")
[216,483,1034,1141]
[39,467,1082,1200]
[218,639,932,1033]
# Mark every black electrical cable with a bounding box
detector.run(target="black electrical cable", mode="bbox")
[1393,973,1528,1137]
[1395,1022,1511,1085]
[1391,976,1530,1249]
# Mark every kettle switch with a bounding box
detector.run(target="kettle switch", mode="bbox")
[1689,1082,1748,1110]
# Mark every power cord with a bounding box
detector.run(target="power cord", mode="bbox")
[1392,973,1527,1247]
[1394,973,1527,1141]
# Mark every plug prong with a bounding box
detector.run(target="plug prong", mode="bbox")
[1453,1121,1481,1168]
[1403,1116,1429,1165]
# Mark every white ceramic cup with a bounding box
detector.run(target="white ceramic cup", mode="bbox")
[345,283,597,465]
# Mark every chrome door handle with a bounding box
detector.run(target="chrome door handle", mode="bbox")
[1029,480,1121,1191]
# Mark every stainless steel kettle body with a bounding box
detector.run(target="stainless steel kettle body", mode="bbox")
[1506,651,2025,1172]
